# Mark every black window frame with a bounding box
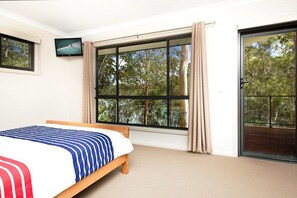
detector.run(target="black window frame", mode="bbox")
[95,33,191,130]
[0,33,35,72]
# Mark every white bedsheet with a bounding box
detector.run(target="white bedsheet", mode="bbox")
[0,124,134,198]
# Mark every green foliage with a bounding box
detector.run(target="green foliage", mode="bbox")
[98,53,116,95]
[1,36,31,69]
[244,32,296,127]
[98,99,117,122]
[118,99,167,126]
[119,48,167,96]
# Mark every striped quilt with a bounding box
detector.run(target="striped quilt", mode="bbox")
[0,155,33,198]
[0,126,114,183]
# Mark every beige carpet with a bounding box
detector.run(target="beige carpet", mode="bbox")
[75,145,297,198]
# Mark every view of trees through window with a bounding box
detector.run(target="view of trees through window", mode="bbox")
[0,34,34,71]
[243,31,296,128]
[97,35,191,128]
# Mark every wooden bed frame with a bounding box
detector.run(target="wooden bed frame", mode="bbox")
[45,120,130,198]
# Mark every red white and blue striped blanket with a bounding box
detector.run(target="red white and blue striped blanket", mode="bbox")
[0,155,33,198]
[0,126,114,183]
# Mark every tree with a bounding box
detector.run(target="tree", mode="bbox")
[244,32,296,127]
[1,37,31,69]
[179,45,189,127]
[119,47,167,125]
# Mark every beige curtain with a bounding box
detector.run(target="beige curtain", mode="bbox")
[82,41,95,123]
[188,22,211,154]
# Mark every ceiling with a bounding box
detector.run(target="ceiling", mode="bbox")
[0,0,231,36]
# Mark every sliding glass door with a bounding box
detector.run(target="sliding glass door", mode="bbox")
[240,24,297,162]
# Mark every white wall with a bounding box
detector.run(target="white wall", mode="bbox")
[83,0,297,157]
[0,16,83,130]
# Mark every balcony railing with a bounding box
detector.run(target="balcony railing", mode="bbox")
[244,95,296,128]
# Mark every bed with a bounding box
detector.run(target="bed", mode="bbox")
[0,120,133,198]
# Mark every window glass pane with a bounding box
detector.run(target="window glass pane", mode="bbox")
[118,42,167,96]
[244,32,296,96]
[169,99,189,128]
[98,48,117,95]
[119,99,167,126]
[169,38,191,96]
[244,31,296,128]
[1,36,32,70]
[119,99,144,124]
[98,99,117,122]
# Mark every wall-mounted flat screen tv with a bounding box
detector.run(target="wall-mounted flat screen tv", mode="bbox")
[55,38,83,57]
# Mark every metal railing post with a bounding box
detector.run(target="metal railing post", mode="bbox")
[269,96,272,128]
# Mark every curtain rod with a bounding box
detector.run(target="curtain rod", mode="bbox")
[92,21,215,46]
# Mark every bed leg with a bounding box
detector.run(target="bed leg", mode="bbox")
[121,160,129,174]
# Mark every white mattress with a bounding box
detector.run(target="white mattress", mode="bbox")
[0,124,134,198]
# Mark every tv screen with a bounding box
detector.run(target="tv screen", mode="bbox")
[55,38,83,57]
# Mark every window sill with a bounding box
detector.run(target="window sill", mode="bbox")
[0,67,40,76]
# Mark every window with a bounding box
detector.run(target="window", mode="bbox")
[0,34,34,71]
[96,34,191,129]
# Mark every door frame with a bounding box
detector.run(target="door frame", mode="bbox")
[238,21,297,162]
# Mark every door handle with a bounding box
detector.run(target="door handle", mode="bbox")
[240,78,249,89]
